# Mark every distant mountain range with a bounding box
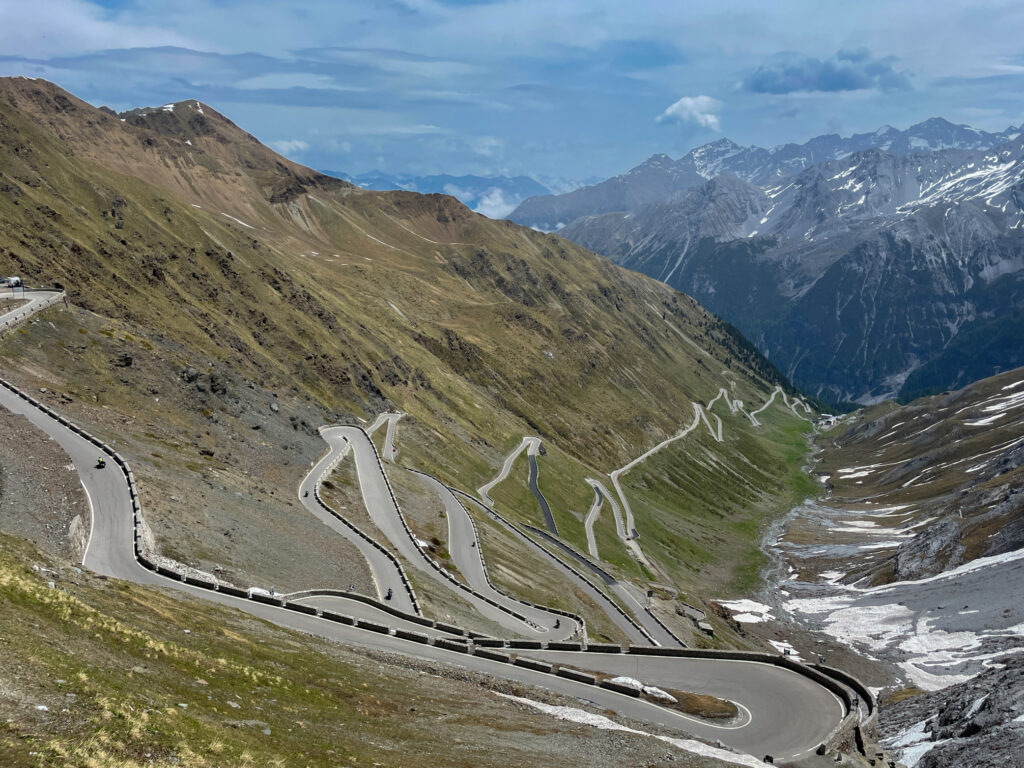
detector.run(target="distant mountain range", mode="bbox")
[322,170,594,219]
[558,125,1024,404]
[508,118,1023,232]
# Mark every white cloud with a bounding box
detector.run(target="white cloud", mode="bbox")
[442,183,472,200]
[0,0,191,58]
[270,139,309,154]
[473,187,519,219]
[236,73,365,92]
[656,95,722,130]
[471,135,503,157]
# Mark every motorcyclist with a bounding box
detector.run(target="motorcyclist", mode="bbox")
[554,618,560,629]
[385,588,393,600]
[96,456,105,468]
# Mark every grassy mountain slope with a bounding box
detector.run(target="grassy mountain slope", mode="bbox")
[0,77,809,609]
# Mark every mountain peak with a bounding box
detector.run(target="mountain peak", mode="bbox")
[638,153,675,167]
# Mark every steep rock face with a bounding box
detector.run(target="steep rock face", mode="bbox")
[563,141,1024,403]
[880,656,1024,768]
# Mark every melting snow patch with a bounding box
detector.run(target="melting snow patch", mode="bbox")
[965,413,1005,426]
[784,598,912,652]
[820,570,846,585]
[643,686,677,703]
[609,676,643,692]
[221,213,255,229]
[718,599,774,623]
[966,694,988,718]
[496,693,764,767]
[887,719,941,767]
[768,639,803,661]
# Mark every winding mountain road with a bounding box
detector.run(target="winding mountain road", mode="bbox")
[583,481,603,558]
[527,453,557,535]
[312,426,573,638]
[0,295,854,764]
[411,470,581,639]
[298,429,418,613]
[477,436,540,505]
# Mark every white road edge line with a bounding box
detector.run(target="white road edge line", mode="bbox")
[79,477,96,566]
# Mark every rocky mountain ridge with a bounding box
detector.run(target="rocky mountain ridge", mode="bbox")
[508,117,1022,231]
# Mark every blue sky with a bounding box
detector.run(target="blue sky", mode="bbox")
[2,0,1023,183]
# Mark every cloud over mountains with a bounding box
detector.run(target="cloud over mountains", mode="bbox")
[743,49,912,94]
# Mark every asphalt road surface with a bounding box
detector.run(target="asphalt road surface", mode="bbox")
[411,469,582,639]
[298,429,418,613]
[527,453,558,535]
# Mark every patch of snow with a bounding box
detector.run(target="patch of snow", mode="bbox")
[965,694,988,718]
[718,599,774,623]
[162,103,175,112]
[820,570,846,585]
[609,676,644,692]
[965,412,1005,426]
[784,598,913,652]
[221,212,255,229]
[768,639,803,661]
[642,686,677,703]
[890,718,929,748]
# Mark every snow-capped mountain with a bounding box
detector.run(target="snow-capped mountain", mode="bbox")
[562,137,1024,404]
[508,118,1022,231]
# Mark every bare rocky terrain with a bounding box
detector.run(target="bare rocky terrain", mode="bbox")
[0,410,88,561]
[879,655,1024,768]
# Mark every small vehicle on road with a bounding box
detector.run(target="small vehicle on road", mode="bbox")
[385,588,393,600]
[96,457,105,469]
